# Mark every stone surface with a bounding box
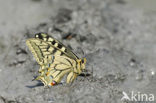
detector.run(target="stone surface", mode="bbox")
[0,0,155,103]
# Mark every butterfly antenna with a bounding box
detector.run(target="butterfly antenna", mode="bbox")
[79,46,86,58]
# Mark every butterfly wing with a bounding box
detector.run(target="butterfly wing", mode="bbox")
[26,33,79,64]
[26,33,80,86]
[35,33,78,59]
[35,55,77,86]
[46,55,75,85]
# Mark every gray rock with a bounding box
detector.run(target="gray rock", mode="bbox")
[0,0,155,103]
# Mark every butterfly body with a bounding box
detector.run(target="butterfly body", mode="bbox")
[26,33,86,86]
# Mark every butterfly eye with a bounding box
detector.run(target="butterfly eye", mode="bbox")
[82,59,84,63]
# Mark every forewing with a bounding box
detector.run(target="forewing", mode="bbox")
[35,33,79,60]
[26,39,45,65]
[26,38,56,65]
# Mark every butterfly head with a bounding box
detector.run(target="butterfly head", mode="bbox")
[80,58,86,70]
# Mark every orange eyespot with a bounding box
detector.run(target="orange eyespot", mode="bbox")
[51,81,57,86]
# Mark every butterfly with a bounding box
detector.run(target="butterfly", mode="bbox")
[26,33,86,86]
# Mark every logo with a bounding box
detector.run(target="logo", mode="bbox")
[121,91,155,102]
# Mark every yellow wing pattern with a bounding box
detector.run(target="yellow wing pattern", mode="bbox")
[26,33,86,86]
